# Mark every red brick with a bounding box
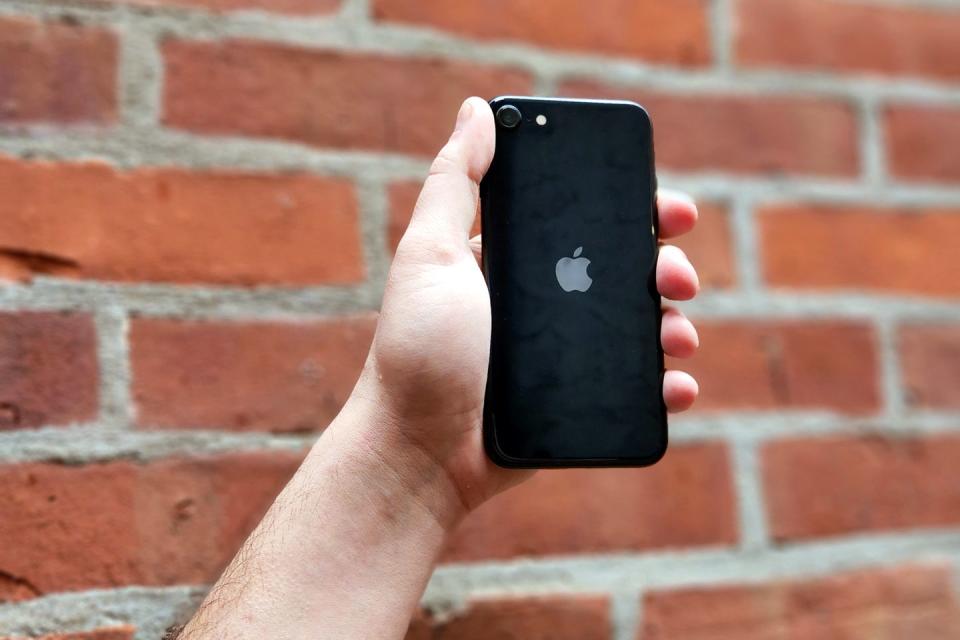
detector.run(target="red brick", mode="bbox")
[0,156,362,285]
[388,180,480,254]
[560,81,857,177]
[101,0,338,14]
[0,312,98,430]
[443,443,736,562]
[0,17,117,125]
[373,0,709,66]
[886,105,960,182]
[899,324,960,410]
[669,202,733,290]
[736,0,960,81]
[675,321,879,414]
[0,628,134,640]
[759,204,960,297]
[763,435,960,541]
[642,564,960,639]
[131,316,375,432]
[163,41,532,155]
[0,452,300,600]
[407,596,610,640]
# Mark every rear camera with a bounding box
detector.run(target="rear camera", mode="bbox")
[496,105,522,128]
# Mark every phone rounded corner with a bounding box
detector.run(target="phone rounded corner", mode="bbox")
[483,413,533,469]
[623,101,654,134]
[644,403,671,467]
[484,442,520,469]
[483,427,520,469]
[641,435,669,467]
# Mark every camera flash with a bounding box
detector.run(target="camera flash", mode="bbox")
[536,114,547,126]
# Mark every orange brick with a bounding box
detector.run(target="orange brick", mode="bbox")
[0,629,134,640]
[0,156,363,285]
[676,321,879,414]
[105,0,338,13]
[163,41,532,155]
[759,204,960,297]
[899,324,960,410]
[560,82,858,177]
[886,105,960,182]
[444,443,736,561]
[737,0,960,81]
[131,316,376,432]
[642,565,960,639]
[0,453,300,600]
[373,0,710,65]
[764,435,960,541]
[407,596,610,640]
[0,17,117,125]
[0,312,98,430]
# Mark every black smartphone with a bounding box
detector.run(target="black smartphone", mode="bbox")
[481,96,665,468]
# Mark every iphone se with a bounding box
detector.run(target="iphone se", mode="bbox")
[481,96,665,468]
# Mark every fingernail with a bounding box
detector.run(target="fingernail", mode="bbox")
[454,100,473,133]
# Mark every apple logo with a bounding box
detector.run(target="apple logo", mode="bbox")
[555,246,593,292]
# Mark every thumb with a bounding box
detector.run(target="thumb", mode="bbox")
[405,97,494,249]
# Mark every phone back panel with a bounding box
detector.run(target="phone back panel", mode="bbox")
[481,96,665,467]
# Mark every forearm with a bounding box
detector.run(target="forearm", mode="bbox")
[179,389,464,640]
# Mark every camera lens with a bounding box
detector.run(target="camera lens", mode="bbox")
[496,105,522,129]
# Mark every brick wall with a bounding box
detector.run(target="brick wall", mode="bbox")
[1,0,960,638]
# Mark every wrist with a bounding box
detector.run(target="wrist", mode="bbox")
[180,377,463,639]
[310,380,472,533]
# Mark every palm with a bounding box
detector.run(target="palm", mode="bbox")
[373,237,526,509]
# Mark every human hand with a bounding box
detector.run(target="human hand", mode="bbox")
[342,96,701,528]
[177,99,701,638]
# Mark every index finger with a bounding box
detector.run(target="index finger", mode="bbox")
[658,189,698,239]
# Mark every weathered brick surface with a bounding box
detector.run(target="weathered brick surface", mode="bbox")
[0,453,300,600]
[673,321,879,414]
[444,443,736,561]
[131,316,376,431]
[0,156,363,286]
[0,628,134,640]
[163,41,532,155]
[560,82,858,177]
[0,17,117,125]
[0,312,98,430]
[763,435,960,541]
[641,565,960,639]
[759,204,960,297]
[899,324,960,410]
[407,596,610,640]
[885,105,960,183]
[100,0,338,13]
[736,0,960,81]
[373,0,710,66]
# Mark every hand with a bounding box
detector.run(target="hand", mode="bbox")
[177,98,702,639]
[343,96,701,527]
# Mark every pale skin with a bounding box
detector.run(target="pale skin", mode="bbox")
[177,97,701,639]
